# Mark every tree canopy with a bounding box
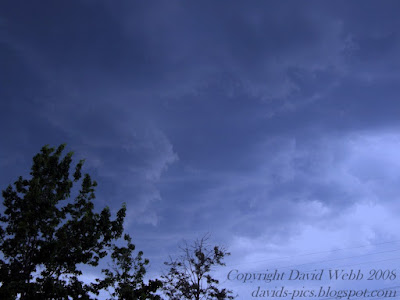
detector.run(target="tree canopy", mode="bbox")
[0,144,235,299]
[0,144,160,299]
[95,233,162,300]
[161,235,235,300]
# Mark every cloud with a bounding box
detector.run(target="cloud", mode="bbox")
[92,1,349,108]
[2,3,400,298]
[208,129,400,296]
[75,125,178,227]
[3,0,399,129]
[164,129,400,254]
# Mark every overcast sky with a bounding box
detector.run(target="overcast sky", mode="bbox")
[2,1,400,298]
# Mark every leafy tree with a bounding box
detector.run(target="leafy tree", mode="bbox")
[94,233,162,300]
[161,235,234,300]
[0,144,160,299]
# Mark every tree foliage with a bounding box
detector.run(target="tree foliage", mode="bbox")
[94,233,162,300]
[0,144,160,299]
[0,144,235,299]
[161,235,234,300]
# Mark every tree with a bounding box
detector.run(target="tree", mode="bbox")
[161,235,235,300]
[94,233,162,300]
[0,144,160,299]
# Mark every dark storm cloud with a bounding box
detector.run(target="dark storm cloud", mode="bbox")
[1,0,398,212]
[2,2,400,295]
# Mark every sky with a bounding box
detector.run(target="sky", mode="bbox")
[2,1,400,298]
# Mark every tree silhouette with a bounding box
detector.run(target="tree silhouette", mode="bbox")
[161,235,234,300]
[0,144,160,299]
[94,233,162,300]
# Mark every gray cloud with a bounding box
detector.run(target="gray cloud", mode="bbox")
[2,2,400,298]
